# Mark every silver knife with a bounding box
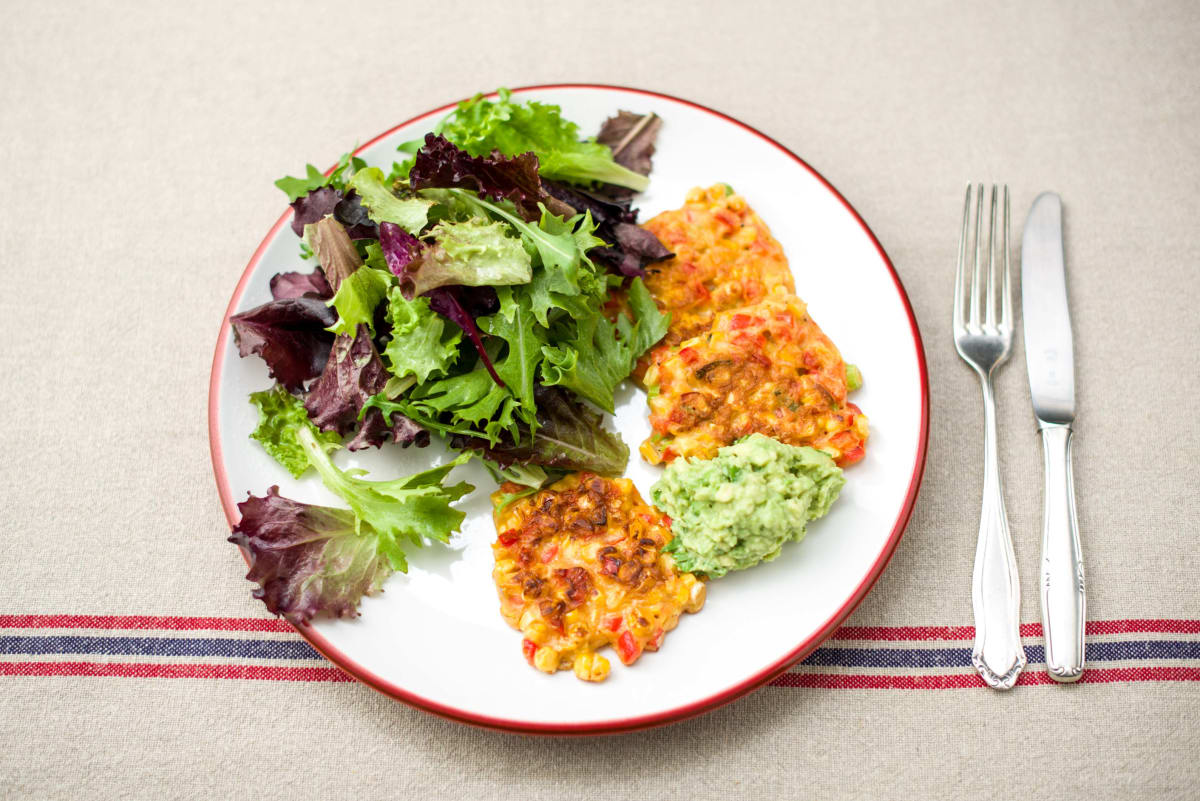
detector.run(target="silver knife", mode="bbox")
[1021,192,1085,682]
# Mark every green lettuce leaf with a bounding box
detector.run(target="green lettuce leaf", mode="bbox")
[480,288,546,425]
[382,289,462,383]
[402,218,532,297]
[275,151,365,202]
[540,312,628,413]
[248,384,341,478]
[442,191,601,289]
[539,277,668,413]
[450,386,629,476]
[296,428,473,572]
[377,364,517,444]
[436,189,606,326]
[275,164,327,204]
[624,276,670,359]
[325,266,392,337]
[437,89,650,191]
[347,167,433,234]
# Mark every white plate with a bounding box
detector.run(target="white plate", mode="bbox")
[209,84,929,734]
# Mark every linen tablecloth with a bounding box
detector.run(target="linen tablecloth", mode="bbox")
[3,1,1198,797]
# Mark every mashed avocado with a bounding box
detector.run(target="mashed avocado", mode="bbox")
[650,434,845,577]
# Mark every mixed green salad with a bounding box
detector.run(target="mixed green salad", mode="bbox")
[227,90,671,623]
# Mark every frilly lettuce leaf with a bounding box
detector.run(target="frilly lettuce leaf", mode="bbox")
[248,384,340,478]
[409,133,547,221]
[229,488,392,622]
[304,325,384,435]
[402,218,532,298]
[378,221,423,282]
[437,89,649,191]
[426,287,504,387]
[540,312,627,414]
[450,386,628,475]
[382,289,462,384]
[296,428,473,569]
[436,189,605,326]
[347,167,433,234]
[541,179,672,278]
[228,447,471,620]
[539,277,667,413]
[324,265,392,337]
[288,186,378,241]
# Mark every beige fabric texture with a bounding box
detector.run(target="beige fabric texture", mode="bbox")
[2,0,1198,797]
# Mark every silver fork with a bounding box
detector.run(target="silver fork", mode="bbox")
[953,184,1027,690]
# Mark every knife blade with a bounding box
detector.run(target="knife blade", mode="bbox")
[1023,194,1075,424]
[1021,192,1085,682]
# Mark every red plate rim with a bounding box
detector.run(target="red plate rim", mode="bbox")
[208,83,930,736]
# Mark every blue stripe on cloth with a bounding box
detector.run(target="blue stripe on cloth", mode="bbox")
[798,641,1200,669]
[2,636,1197,668]
[800,646,974,668]
[0,636,323,660]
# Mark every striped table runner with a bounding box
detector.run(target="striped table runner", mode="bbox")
[2,615,1195,689]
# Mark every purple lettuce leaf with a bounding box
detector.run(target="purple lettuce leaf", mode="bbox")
[269,268,332,300]
[229,297,337,390]
[455,285,500,317]
[332,191,378,240]
[289,186,377,240]
[379,220,424,286]
[228,486,392,623]
[408,134,550,222]
[349,407,431,451]
[596,111,662,177]
[603,222,674,277]
[303,323,426,451]
[450,386,628,474]
[304,324,380,429]
[289,186,341,236]
[542,179,634,224]
[542,179,671,277]
[426,287,504,387]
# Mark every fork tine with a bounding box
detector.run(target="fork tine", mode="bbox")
[1001,185,1012,329]
[954,184,971,329]
[969,183,984,327]
[985,184,998,327]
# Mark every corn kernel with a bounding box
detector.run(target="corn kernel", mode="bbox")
[533,646,560,674]
[573,651,610,682]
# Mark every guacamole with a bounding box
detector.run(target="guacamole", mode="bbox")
[650,434,845,577]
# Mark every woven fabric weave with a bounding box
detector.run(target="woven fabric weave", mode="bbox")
[2,0,1198,798]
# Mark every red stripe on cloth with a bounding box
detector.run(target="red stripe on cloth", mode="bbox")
[0,615,293,633]
[0,661,351,682]
[2,615,1197,643]
[829,619,1200,642]
[829,626,978,642]
[770,666,1200,689]
[3,661,1198,688]
[1081,619,1200,636]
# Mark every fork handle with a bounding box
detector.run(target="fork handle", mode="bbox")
[971,374,1027,689]
[1037,423,1085,681]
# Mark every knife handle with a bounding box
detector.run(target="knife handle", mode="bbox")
[1038,422,1085,682]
